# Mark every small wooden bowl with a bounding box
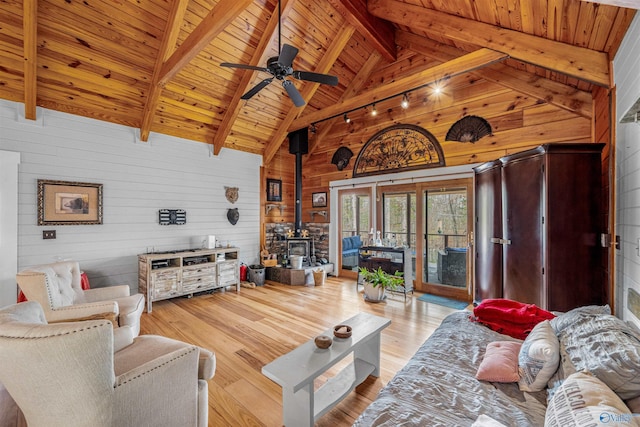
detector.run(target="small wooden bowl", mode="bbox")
[314,335,333,349]
[333,324,352,339]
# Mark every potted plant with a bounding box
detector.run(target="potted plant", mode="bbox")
[358,267,404,302]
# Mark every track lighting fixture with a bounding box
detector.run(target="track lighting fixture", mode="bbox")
[401,93,409,109]
[343,113,351,123]
[371,104,377,116]
[310,123,317,134]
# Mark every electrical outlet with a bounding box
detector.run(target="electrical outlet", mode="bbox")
[43,230,56,239]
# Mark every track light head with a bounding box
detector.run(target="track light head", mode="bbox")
[401,93,409,109]
[343,113,350,123]
[371,104,377,117]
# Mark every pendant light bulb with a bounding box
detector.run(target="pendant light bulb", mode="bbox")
[343,113,350,123]
[371,104,377,117]
[401,93,409,109]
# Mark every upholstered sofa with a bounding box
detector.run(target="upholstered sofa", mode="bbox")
[342,235,363,269]
[0,301,215,427]
[354,304,640,426]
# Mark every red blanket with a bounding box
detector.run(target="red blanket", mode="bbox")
[472,298,556,339]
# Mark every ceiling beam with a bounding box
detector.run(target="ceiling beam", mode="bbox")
[306,50,383,157]
[263,25,356,164]
[289,48,508,130]
[139,0,189,142]
[396,31,593,119]
[23,0,38,120]
[327,0,396,62]
[158,0,253,87]
[581,0,640,8]
[368,0,611,87]
[212,0,295,155]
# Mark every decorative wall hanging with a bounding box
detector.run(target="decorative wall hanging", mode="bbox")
[224,186,239,204]
[312,192,327,207]
[227,208,239,225]
[353,124,445,177]
[266,178,282,202]
[331,146,353,171]
[159,209,186,225]
[445,115,492,143]
[37,179,103,225]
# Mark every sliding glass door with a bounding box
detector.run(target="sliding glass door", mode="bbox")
[338,189,371,277]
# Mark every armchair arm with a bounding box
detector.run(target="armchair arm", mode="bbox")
[113,325,134,352]
[113,340,200,426]
[47,301,119,324]
[82,285,131,302]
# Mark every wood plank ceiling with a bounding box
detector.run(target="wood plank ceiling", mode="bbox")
[0,0,635,163]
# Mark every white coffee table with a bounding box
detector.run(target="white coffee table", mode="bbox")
[262,312,391,427]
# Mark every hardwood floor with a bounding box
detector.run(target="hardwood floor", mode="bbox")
[140,276,463,426]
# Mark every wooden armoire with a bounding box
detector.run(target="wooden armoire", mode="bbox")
[474,143,606,312]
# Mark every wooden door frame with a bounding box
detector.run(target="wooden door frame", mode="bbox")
[337,188,373,278]
[416,178,474,301]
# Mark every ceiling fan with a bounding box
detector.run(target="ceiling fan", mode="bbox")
[220,0,338,107]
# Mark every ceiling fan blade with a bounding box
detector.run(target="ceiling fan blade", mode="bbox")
[220,62,270,73]
[278,44,299,68]
[241,78,273,100]
[282,80,305,107]
[292,71,339,86]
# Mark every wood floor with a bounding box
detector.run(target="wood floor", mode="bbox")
[140,277,463,426]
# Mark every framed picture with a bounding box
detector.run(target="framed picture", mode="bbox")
[37,179,103,225]
[312,192,327,207]
[266,178,282,202]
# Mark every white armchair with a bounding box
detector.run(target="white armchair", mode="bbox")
[16,261,145,336]
[0,301,215,427]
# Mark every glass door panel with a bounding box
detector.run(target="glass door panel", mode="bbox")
[382,191,416,281]
[421,181,472,300]
[339,189,371,277]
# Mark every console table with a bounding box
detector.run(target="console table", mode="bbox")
[138,248,239,312]
[358,246,413,298]
[262,312,390,426]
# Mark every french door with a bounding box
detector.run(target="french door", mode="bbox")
[418,179,473,300]
[338,188,372,278]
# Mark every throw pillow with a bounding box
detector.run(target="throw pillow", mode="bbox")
[476,341,522,383]
[518,320,559,392]
[545,371,633,427]
[554,313,640,400]
[550,304,611,334]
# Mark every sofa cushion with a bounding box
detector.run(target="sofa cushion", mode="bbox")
[342,237,352,251]
[552,311,640,400]
[545,371,633,427]
[476,341,522,383]
[518,320,559,392]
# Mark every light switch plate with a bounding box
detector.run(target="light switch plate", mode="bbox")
[43,230,56,239]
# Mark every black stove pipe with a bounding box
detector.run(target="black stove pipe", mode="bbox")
[288,128,308,237]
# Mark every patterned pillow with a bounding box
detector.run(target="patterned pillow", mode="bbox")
[553,313,640,400]
[476,341,522,383]
[545,371,633,427]
[550,304,611,334]
[518,320,559,392]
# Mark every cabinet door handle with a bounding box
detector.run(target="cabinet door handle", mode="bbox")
[490,237,512,245]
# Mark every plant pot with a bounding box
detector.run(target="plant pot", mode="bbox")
[363,281,386,302]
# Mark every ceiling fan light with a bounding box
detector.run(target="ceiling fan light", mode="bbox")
[401,93,409,109]
[344,113,351,123]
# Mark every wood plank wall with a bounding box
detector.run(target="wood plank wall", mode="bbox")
[0,99,263,291]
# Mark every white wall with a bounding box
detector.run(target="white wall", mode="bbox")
[0,150,20,308]
[0,99,262,295]
[614,13,640,328]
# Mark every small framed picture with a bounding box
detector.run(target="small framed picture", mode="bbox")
[312,192,327,207]
[37,179,103,225]
[266,178,282,202]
